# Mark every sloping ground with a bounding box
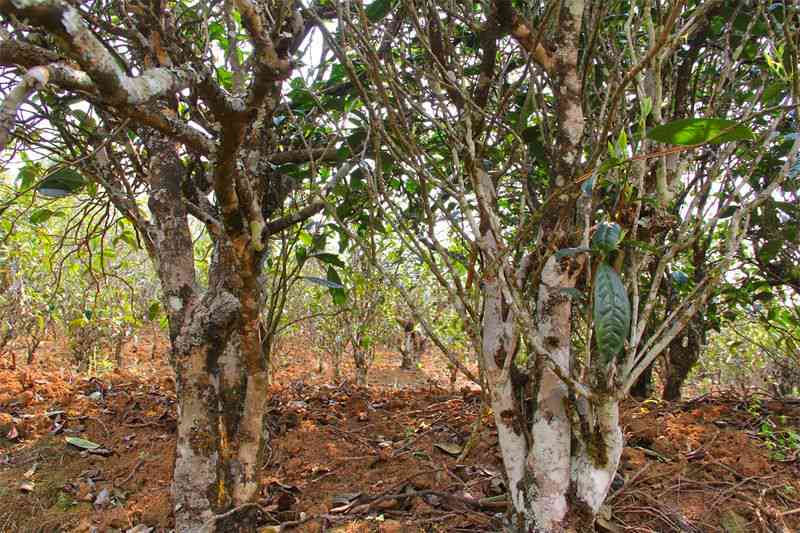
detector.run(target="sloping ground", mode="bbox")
[0,338,798,532]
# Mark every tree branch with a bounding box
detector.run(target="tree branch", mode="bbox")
[493,0,555,75]
[232,0,292,109]
[263,162,353,237]
[0,0,205,105]
[0,63,96,149]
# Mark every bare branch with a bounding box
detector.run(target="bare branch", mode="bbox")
[0,0,205,105]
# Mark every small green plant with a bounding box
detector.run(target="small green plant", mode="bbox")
[55,491,77,511]
[758,418,800,461]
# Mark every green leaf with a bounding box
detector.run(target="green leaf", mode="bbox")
[365,0,395,22]
[554,247,592,258]
[295,245,308,265]
[762,81,786,104]
[327,267,347,305]
[147,301,161,321]
[29,209,56,224]
[65,436,101,450]
[758,239,783,262]
[310,252,345,268]
[522,126,546,162]
[216,67,233,90]
[591,222,623,253]
[113,230,138,249]
[646,118,754,146]
[593,263,631,364]
[671,271,689,286]
[16,164,39,190]
[37,168,86,197]
[70,109,96,131]
[347,127,367,149]
[301,276,344,289]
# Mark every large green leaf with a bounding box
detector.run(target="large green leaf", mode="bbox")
[591,222,623,253]
[365,0,395,22]
[646,118,754,145]
[593,263,631,364]
[300,276,344,289]
[37,168,86,197]
[327,267,347,306]
[29,209,56,225]
[16,164,39,190]
[310,252,346,268]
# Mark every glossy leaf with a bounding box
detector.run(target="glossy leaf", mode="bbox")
[310,253,346,268]
[671,271,690,286]
[593,263,631,364]
[647,118,753,145]
[365,0,395,22]
[29,209,56,225]
[592,223,623,253]
[301,276,344,290]
[37,168,86,197]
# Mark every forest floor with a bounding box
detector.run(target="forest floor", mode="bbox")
[0,335,799,533]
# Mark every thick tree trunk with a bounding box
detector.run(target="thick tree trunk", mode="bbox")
[630,361,654,399]
[170,289,271,532]
[354,349,368,386]
[143,135,272,532]
[662,322,702,401]
[399,322,424,370]
[480,253,623,532]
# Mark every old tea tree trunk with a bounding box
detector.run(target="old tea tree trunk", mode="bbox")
[327,0,792,530]
[462,1,626,528]
[0,0,349,530]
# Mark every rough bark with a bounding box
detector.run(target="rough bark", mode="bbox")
[629,361,654,399]
[354,349,369,387]
[662,321,702,401]
[398,318,425,370]
[143,134,274,531]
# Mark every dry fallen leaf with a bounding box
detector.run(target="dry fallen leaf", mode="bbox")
[23,463,37,479]
[433,442,462,456]
[65,436,101,450]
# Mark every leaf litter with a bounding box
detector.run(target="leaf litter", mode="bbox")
[0,333,798,532]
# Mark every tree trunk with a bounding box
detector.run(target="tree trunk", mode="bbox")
[142,135,272,532]
[170,281,270,532]
[398,318,421,370]
[400,329,415,369]
[114,335,125,369]
[354,349,368,386]
[480,254,623,532]
[399,328,423,370]
[332,345,342,381]
[662,322,702,401]
[630,361,654,399]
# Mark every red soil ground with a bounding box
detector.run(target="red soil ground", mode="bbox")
[0,335,798,532]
